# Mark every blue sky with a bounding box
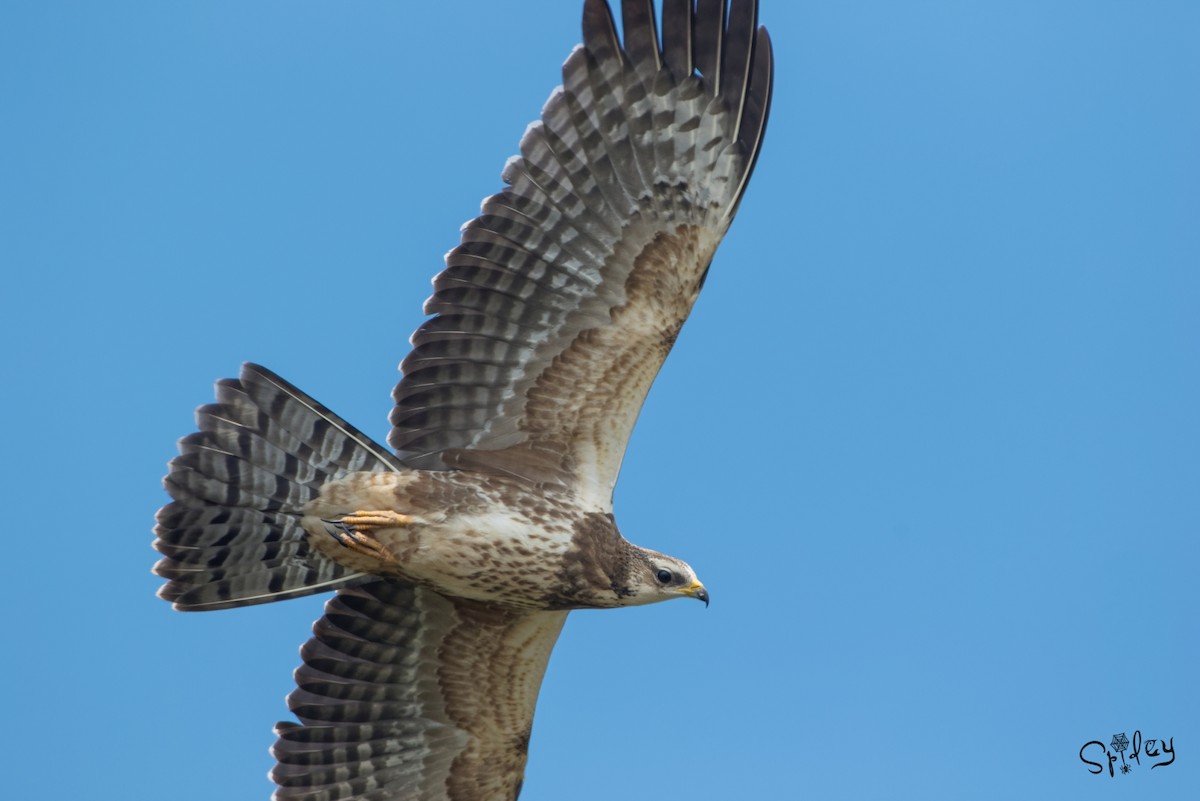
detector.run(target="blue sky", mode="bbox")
[2,1,1197,798]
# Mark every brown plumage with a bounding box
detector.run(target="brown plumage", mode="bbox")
[153,1,773,799]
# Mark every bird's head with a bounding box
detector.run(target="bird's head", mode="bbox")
[627,548,708,607]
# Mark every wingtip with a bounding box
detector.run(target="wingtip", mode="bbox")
[581,0,621,61]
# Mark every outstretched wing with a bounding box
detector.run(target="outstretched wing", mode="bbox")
[272,581,567,801]
[390,0,773,508]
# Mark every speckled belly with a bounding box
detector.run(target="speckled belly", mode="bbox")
[302,469,581,607]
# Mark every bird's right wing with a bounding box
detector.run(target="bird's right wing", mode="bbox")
[389,0,773,510]
[271,581,568,801]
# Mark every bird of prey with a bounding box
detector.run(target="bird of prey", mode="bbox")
[153,1,772,799]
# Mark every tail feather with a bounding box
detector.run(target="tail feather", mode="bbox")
[155,505,282,549]
[155,521,308,569]
[154,363,403,611]
[166,452,317,511]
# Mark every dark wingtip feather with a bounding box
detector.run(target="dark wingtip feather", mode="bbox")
[621,0,661,78]
[720,0,757,120]
[746,26,774,146]
[693,0,726,86]
[728,24,773,217]
[661,0,693,79]
[582,0,622,64]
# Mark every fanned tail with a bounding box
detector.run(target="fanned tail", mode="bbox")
[154,363,403,611]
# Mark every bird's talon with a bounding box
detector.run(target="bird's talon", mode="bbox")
[320,510,409,563]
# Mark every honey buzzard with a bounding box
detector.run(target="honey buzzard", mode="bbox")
[154,1,773,798]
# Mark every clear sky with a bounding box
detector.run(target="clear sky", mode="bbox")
[2,1,1196,799]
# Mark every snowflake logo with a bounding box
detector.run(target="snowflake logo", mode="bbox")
[1111,733,1129,753]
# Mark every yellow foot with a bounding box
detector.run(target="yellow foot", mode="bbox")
[322,510,412,564]
[338,510,413,530]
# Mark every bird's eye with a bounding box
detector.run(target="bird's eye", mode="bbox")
[655,569,673,585]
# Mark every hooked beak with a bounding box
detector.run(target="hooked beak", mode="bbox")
[680,580,709,607]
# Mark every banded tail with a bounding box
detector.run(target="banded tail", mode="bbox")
[153,363,403,611]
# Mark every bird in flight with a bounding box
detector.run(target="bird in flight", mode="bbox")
[154,1,772,798]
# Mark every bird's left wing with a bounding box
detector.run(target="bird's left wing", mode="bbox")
[389,0,773,509]
[272,580,567,801]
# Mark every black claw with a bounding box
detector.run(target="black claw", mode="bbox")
[322,519,356,548]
